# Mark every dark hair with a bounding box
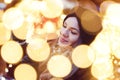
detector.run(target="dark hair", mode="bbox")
[63,13,95,45]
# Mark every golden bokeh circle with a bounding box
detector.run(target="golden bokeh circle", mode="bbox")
[14,63,37,80]
[1,40,23,64]
[47,55,72,78]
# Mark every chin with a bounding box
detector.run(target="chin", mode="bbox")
[58,42,70,47]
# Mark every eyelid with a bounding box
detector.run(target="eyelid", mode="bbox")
[71,30,77,34]
[70,28,79,33]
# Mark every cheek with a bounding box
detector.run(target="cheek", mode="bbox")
[60,27,65,35]
[69,34,79,43]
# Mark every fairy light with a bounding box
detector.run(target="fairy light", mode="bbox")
[8,64,12,68]
[5,68,8,73]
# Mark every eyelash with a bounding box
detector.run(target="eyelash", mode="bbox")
[63,25,77,35]
[71,31,77,35]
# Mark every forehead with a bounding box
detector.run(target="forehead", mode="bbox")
[64,17,79,29]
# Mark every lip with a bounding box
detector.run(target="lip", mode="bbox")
[60,37,68,43]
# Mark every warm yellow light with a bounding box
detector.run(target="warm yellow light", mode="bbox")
[50,77,63,80]
[91,60,113,79]
[4,0,13,4]
[16,0,42,15]
[57,14,66,29]
[2,7,24,30]
[26,38,50,62]
[47,55,72,78]
[110,30,120,59]
[72,45,95,68]
[40,0,63,18]
[14,63,37,80]
[103,3,120,28]
[90,30,111,59]
[0,23,11,45]
[43,21,56,33]
[100,1,115,16]
[12,22,29,40]
[0,10,4,22]
[1,41,23,64]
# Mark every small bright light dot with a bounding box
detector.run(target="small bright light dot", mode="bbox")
[8,64,12,68]
[5,68,8,73]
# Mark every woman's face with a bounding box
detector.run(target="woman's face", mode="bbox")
[58,17,80,47]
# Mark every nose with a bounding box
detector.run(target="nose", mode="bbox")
[62,29,69,37]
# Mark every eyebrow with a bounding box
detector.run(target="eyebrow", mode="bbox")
[64,22,79,32]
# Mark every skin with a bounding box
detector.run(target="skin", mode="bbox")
[58,17,80,47]
[39,16,81,80]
